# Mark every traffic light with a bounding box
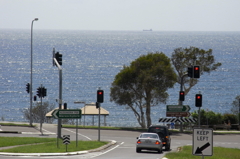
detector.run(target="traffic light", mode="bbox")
[64,103,67,109]
[55,52,62,65]
[97,90,104,103]
[42,87,47,98]
[187,67,193,78]
[195,94,202,107]
[179,91,185,101]
[37,87,42,98]
[34,95,37,101]
[96,102,100,109]
[26,83,30,93]
[193,66,200,78]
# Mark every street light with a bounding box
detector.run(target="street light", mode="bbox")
[30,18,38,126]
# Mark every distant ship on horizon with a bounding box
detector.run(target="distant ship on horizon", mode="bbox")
[143,29,152,31]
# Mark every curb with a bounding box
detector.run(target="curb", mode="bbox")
[0,140,117,156]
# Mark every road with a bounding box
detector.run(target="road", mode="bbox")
[0,123,240,159]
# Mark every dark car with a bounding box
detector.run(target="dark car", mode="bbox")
[147,125,171,150]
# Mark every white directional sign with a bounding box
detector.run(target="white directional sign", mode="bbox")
[193,128,213,156]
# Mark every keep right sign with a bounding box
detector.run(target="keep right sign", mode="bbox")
[193,128,213,156]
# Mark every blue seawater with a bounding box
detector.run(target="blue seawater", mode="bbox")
[0,29,240,127]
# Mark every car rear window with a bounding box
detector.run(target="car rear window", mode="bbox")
[141,134,158,139]
[148,127,166,134]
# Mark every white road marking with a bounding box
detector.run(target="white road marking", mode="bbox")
[63,128,92,140]
[90,142,124,158]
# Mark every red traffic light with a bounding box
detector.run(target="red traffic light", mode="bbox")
[97,90,104,103]
[179,91,185,101]
[193,66,200,78]
[194,66,199,71]
[195,94,202,107]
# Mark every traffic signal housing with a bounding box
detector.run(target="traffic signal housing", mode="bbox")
[187,67,193,78]
[26,83,30,93]
[55,52,62,66]
[96,102,100,109]
[37,87,42,98]
[179,91,185,101]
[42,87,47,98]
[64,103,67,109]
[97,90,104,103]
[193,66,200,78]
[195,94,202,107]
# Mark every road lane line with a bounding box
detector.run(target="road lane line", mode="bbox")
[63,128,92,140]
[90,142,124,158]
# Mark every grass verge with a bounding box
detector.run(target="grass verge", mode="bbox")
[0,137,108,153]
[0,123,34,127]
[164,145,240,159]
[0,137,55,147]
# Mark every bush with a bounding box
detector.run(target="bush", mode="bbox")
[191,109,237,125]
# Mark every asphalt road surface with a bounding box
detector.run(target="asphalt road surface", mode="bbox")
[0,123,240,159]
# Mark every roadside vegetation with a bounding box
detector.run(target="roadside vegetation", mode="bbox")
[164,145,240,159]
[0,136,108,153]
[0,137,55,147]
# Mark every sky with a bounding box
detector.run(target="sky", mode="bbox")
[1,0,240,31]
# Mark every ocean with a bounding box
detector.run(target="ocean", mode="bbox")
[0,29,240,127]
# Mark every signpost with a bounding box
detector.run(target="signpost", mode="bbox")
[166,105,191,117]
[63,135,70,152]
[52,109,82,119]
[193,128,213,157]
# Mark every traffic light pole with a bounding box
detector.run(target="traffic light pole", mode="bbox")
[179,73,188,132]
[40,84,43,134]
[53,57,62,139]
[98,103,101,141]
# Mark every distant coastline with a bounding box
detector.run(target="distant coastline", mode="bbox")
[143,29,152,31]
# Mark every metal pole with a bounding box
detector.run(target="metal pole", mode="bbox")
[98,103,100,141]
[40,84,43,134]
[53,53,63,139]
[30,18,38,126]
[179,74,188,132]
[58,69,62,138]
[198,107,201,128]
[76,119,78,147]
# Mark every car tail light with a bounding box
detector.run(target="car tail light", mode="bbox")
[166,136,169,139]
[137,140,141,144]
[155,141,161,145]
[162,142,166,144]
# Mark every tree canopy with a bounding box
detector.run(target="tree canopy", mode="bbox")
[171,46,222,95]
[110,52,177,128]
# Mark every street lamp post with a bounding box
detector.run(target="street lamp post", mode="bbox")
[30,18,38,126]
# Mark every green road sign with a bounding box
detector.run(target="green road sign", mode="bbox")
[52,109,82,119]
[166,105,190,112]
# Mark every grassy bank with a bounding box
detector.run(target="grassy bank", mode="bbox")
[164,145,240,159]
[0,136,108,153]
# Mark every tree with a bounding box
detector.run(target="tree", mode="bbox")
[231,95,240,115]
[23,101,55,124]
[231,95,240,124]
[110,52,177,128]
[192,109,223,125]
[171,47,222,95]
